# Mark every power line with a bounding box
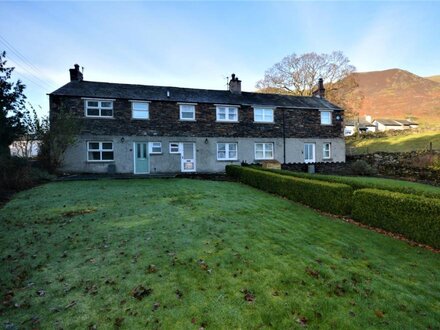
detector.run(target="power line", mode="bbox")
[0,35,58,90]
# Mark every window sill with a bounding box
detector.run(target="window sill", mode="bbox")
[216,120,239,123]
[131,118,150,121]
[179,119,196,122]
[254,121,274,124]
[85,116,115,119]
[320,123,333,126]
[87,160,115,163]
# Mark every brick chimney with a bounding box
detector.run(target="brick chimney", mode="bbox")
[69,64,83,81]
[229,73,241,94]
[312,78,325,98]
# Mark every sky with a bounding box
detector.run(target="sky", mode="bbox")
[1,1,439,118]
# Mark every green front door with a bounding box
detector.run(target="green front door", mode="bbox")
[134,142,149,174]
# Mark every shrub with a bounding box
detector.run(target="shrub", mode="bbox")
[264,168,440,199]
[226,165,353,215]
[352,189,440,248]
[350,160,377,176]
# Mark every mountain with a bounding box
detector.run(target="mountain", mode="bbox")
[343,69,440,124]
[426,75,440,83]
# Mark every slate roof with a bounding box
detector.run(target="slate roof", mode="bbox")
[50,80,342,110]
[395,119,418,126]
[345,118,376,127]
[374,119,418,126]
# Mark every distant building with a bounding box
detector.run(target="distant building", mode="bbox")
[373,119,419,131]
[344,116,377,136]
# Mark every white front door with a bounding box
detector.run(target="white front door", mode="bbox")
[304,143,315,163]
[181,142,196,172]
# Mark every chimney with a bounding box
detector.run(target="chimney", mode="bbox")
[365,115,372,123]
[69,64,83,81]
[228,73,241,94]
[312,78,325,98]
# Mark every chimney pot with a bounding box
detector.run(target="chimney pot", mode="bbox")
[229,73,241,94]
[312,77,325,98]
[69,64,83,82]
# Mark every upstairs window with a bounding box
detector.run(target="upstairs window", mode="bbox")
[216,106,238,122]
[149,142,162,154]
[87,141,114,161]
[179,104,196,121]
[169,143,180,154]
[132,101,149,119]
[85,100,113,117]
[217,143,238,160]
[254,108,274,123]
[255,143,274,160]
[320,111,332,125]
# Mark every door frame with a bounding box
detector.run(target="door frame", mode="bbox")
[181,142,196,172]
[304,143,316,163]
[133,142,150,174]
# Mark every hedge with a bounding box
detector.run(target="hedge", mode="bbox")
[352,189,440,248]
[226,165,353,215]
[263,168,440,200]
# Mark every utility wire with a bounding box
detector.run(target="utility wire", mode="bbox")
[0,35,58,90]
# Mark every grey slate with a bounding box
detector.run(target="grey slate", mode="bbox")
[50,80,342,110]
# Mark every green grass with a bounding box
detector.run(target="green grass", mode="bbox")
[347,131,440,154]
[1,179,439,329]
[269,169,440,199]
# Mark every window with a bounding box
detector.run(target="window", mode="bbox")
[320,111,332,125]
[254,108,274,123]
[179,104,196,121]
[254,143,274,160]
[132,101,149,119]
[87,142,114,161]
[169,143,180,154]
[85,100,113,117]
[323,143,331,159]
[217,143,238,160]
[149,142,162,154]
[216,106,238,122]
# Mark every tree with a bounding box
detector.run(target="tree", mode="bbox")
[0,51,27,157]
[10,104,43,158]
[256,51,360,115]
[38,107,81,172]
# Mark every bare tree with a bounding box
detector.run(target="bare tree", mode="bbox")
[256,51,356,95]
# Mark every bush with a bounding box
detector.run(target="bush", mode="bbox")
[350,160,377,176]
[264,168,440,199]
[226,165,353,215]
[352,189,440,248]
[0,156,54,197]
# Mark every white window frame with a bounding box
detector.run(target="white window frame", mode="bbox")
[216,143,238,161]
[87,141,114,162]
[320,111,332,125]
[149,142,162,154]
[323,142,331,159]
[254,107,274,123]
[179,103,196,121]
[131,101,150,120]
[84,99,114,118]
[304,143,316,163]
[254,143,274,160]
[216,105,238,122]
[169,142,180,154]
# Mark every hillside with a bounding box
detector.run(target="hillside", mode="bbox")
[344,69,440,124]
[426,75,440,83]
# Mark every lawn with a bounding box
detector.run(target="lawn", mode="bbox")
[1,179,439,329]
[347,131,440,154]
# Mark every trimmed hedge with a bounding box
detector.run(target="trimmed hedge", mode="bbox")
[352,189,440,248]
[264,168,440,199]
[226,165,353,215]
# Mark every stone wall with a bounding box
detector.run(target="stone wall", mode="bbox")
[49,95,343,138]
[347,151,440,184]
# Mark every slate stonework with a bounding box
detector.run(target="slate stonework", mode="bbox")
[49,95,344,139]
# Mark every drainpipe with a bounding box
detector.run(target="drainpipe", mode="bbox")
[282,108,286,164]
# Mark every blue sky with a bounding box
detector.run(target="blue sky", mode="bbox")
[1,1,439,117]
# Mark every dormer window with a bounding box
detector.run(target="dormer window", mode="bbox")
[84,99,114,117]
[216,106,238,122]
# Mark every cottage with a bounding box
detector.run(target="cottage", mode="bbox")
[49,65,345,174]
[373,119,419,131]
[344,117,376,136]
